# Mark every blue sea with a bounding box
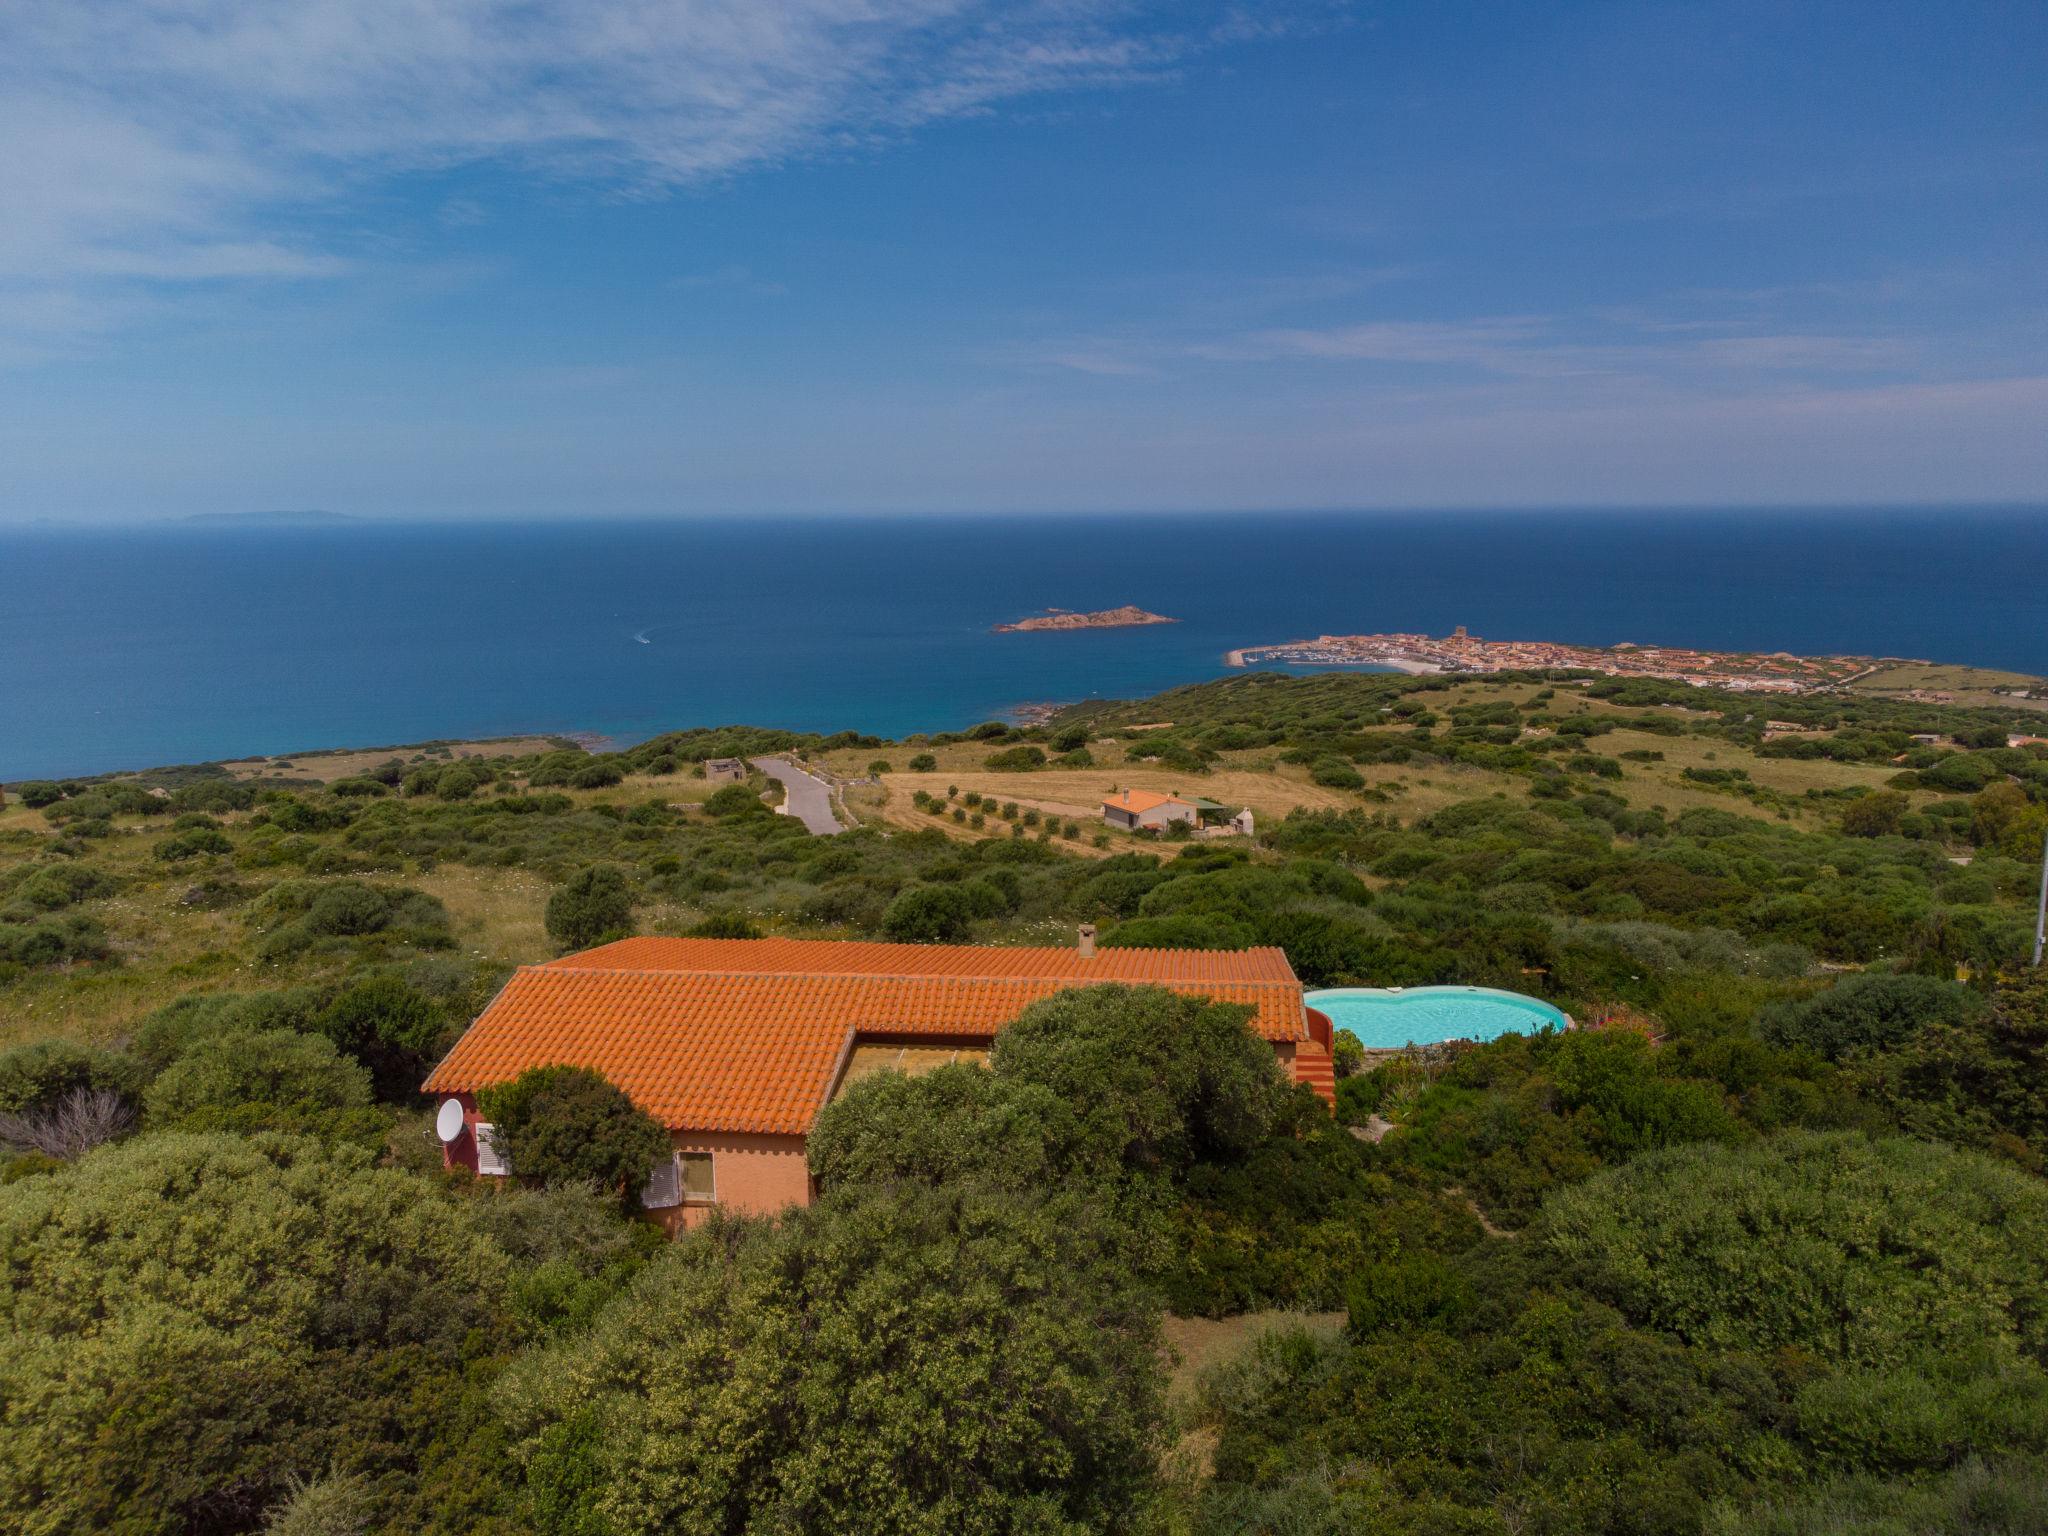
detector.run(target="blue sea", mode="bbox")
[2,509,2043,781]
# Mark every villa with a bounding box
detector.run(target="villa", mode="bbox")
[422,932,1336,1228]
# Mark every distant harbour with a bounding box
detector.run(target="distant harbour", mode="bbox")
[1222,631,1983,695]
[2,507,2043,781]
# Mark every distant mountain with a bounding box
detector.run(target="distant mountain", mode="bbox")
[180,510,359,526]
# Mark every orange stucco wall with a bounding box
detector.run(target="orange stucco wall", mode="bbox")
[664,1129,813,1232]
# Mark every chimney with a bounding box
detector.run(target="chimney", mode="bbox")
[1077,923,1097,959]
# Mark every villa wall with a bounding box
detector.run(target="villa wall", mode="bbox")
[438,1093,812,1233]
[664,1129,812,1233]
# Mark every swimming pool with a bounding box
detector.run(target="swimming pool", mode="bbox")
[1306,986,1570,1049]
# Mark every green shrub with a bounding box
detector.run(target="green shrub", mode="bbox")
[1842,789,1910,837]
[0,1040,145,1116]
[1706,1457,2048,1535]
[991,985,1284,1179]
[569,760,624,790]
[315,974,449,1099]
[0,914,111,969]
[702,783,766,818]
[1759,973,1989,1060]
[808,1063,1077,1192]
[436,765,485,801]
[302,883,395,937]
[499,1184,1162,1536]
[478,1065,670,1209]
[0,863,114,915]
[545,866,635,952]
[881,883,980,942]
[143,1028,374,1136]
[0,1133,510,1534]
[1543,1131,2048,1367]
[1103,914,1254,950]
[1346,1251,1473,1336]
[687,910,763,939]
[982,746,1048,772]
[153,827,232,862]
[1308,757,1365,790]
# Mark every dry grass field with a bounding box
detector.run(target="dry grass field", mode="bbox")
[0,769,745,1049]
[817,731,1386,852]
[1159,1310,1347,1400]
[1849,663,2048,713]
[0,819,271,1047]
[812,693,1911,849]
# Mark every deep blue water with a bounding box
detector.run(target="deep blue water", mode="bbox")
[2,509,2042,781]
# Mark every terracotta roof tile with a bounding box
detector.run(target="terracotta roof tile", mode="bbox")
[426,939,1305,1135]
[1102,789,1193,814]
[548,935,1297,984]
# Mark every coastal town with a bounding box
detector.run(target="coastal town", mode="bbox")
[1227,627,1916,694]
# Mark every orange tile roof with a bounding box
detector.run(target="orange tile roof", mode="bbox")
[1103,789,1192,814]
[425,939,1305,1135]
[549,935,1299,985]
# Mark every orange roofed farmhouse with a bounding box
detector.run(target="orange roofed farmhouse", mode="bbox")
[1101,788,1199,831]
[423,933,1336,1229]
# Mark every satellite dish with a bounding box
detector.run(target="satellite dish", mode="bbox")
[435,1099,467,1144]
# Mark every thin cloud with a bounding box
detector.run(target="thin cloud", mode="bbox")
[0,0,1292,357]
[670,265,789,298]
[1043,308,1944,385]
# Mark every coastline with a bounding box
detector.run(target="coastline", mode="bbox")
[1219,629,2043,699]
[10,512,2048,781]
[1226,646,1438,675]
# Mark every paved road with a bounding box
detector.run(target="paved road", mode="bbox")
[751,756,845,835]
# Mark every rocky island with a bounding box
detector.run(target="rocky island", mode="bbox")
[994,604,1178,634]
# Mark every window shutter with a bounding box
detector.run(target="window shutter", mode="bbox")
[641,1154,682,1210]
[474,1122,509,1176]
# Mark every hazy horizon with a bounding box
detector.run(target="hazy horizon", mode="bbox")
[7,500,2048,531]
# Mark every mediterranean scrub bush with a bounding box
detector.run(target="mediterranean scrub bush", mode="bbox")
[142,1028,375,1138]
[545,865,635,952]
[702,783,767,818]
[499,1183,1163,1536]
[0,1133,510,1535]
[1543,1131,2048,1367]
[315,973,451,1099]
[1757,973,1989,1060]
[982,745,1047,772]
[478,1065,670,1209]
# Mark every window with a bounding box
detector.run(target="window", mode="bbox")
[641,1154,681,1210]
[474,1121,509,1176]
[679,1152,715,1203]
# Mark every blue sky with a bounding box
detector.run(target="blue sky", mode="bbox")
[0,0,2042,521]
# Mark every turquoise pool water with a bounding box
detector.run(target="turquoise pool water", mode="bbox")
[1307,986,1570,1049]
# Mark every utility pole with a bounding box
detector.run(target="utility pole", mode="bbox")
[2036,825,2048,967]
